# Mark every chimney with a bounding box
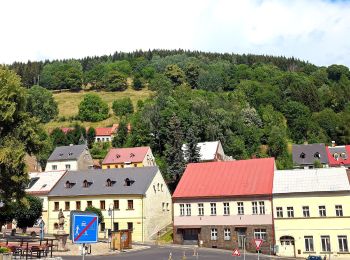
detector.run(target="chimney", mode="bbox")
[331,141,336,147]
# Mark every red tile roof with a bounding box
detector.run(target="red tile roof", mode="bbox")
[172,158,275,199]
[326,145,350,166]
[61,127,73,134]
[95,127,114,136]
[102,146,150,164]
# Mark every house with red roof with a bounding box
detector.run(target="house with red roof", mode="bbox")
[102,146,156,169]
[326,145,350,168]
[172,158,276,253]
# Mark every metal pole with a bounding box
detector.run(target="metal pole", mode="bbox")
[82,243,85,260]
[258,250,259,260]
[243,237,246,260]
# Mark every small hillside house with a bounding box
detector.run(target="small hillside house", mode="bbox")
[45,144,94,171]
[292,143,329,168]
[182,141,233,162]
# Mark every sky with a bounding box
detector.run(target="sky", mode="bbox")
[1,0,350,67]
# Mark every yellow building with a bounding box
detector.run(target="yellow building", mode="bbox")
[47,167,172,242]
[273,168,350,259]
[102,146,156,169]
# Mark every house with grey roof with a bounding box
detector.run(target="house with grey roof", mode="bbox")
[45,144,94,171]
[47,167,172,242]
[292,143,329,169]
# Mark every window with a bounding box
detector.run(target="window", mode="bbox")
[87,201,92,207]
[319,206,327,217]
[338,236,348,252]
[300,152,306,159]
[336,205,343,217]
[224,228,231,241]
[276,207,283,218]
[76,201,81,210]
[314,152,321,159]
[259,201,265,215]
[52,165,57,170]
[65,181,74,188]
[223,203,230,215]
[114,200,119,210]
[321,236,331,252]
[83,180,90,188]
[237,202,244,215]
[54,223,59,230]
[180,204,185,216]
[124,178,134,186]
[106,179,113,187]
[303,206,310,217]
[166,203,169,211]
[54,202,59,211]
[134,164,137,167]
[287,207,294,218]
[186,204,191,216]
[127,222,133,231]
[100,200,105,210]
[210,203,217,215]
[65,164,71,170]
[162,202,165,211]
[254,229,267,241]
[113,222,119,231]
[100,223,105,232]
[210,228,218,241]
[305,236,314,252]
[65,201,70,211]
[127,200,134,210]
[252,202,258,215]
[198,203,204,216]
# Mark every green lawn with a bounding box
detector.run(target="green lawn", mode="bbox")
[45,88,153,130]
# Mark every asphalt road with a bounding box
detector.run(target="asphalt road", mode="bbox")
[62,245,292,260]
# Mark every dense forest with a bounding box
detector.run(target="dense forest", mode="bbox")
[6,49,350,178]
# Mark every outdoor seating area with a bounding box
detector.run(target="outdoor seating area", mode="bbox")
[0,237,57,259]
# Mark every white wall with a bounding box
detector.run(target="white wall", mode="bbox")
[46,160,78,171]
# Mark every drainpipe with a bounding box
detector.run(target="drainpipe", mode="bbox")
[142,196,144,242]
[270,194,276,255]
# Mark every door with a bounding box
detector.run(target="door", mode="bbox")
[278,236,295,257]
[237,228,247,249]
[183,229,199,244]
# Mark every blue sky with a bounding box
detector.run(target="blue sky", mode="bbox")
[0,0,350,67]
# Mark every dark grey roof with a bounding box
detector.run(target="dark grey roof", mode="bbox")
[48,167,159,197]
[292,143,329,165]
[47,145,88,162]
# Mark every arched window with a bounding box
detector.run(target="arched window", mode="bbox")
[106,179,112,187]
[314,152,321,159]
[83,180,90,188]
[161,184,163,192]
[334,153,339,160]
[157,183,160,191]
[124,178,134,186]
[300,153,306,159]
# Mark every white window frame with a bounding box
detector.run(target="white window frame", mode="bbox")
[210,203,217,216]
[211,228,218,241]
[52,165,57,170]
[180,204,185,216]
[321,236,331,252]
[259,201,265,215]
[237,202,244,215]
[287,207,294,218]
[336,205,343,217]
[65,164,71,170]
[338,236,349,252]
[305,236,314,252]
[303,206,310,217]
[224,228,231,241]
[223,202,230,216]
[198,203,204,216]
[319,206,327,217]
[276,207,283,218]
[186,204,191,216]
[252,201,258,215]
[254,229,267,241]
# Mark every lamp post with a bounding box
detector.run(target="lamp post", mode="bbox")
[108,204,115,249]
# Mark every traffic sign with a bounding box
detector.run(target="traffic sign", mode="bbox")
[254,239,263,250]
[232,248,241,256]
[71,213,98,244]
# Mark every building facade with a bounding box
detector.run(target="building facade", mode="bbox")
[182,141,233,162]
[172,158,275,253]
[102,146,156,169]
[45,144,94,171]
[273,168,350,259]
[47,167,172,242]
[292,143,329,169]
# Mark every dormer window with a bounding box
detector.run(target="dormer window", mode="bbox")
[124,178,135,186]
[314,152,321,159]
[334,153,339,160]
[341,153,347,159]
[68,152,73,156]
[59,153,64,157]
[300,152,306,159]
[130,153,135,158]
[83,180,91,188]
[65,181,75,189]
[106,178,115,187]
[116,154,121,158]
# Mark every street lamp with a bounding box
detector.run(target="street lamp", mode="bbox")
[108,204,115,250]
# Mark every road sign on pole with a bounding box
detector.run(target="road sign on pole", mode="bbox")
[254,239,263,250]
[232,248,241,256]
[71,213,98,244]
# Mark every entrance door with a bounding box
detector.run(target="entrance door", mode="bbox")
[237,228,246,249]
[183,229,199,245]
[278,236,295,257]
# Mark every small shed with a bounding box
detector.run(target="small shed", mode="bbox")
[111,230,132,251]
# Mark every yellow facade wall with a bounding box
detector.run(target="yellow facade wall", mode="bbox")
[102,162,143,169]
[273,192,350,259]
[47,195,145,241]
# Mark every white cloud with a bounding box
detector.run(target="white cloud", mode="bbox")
[0,0,349,67]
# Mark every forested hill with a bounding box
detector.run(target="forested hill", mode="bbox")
[6,49,350,174]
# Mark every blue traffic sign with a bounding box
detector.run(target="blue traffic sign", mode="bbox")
[71,213,98,244]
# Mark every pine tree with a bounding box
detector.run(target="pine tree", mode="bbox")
[165,114,185,180]
[184,127,201,163]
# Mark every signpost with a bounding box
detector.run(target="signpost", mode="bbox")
[232,248,241,258]
[254,239,263,260]
[71,212,99,260]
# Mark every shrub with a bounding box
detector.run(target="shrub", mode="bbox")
[78,93,109,122]
[112,98,134,117]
